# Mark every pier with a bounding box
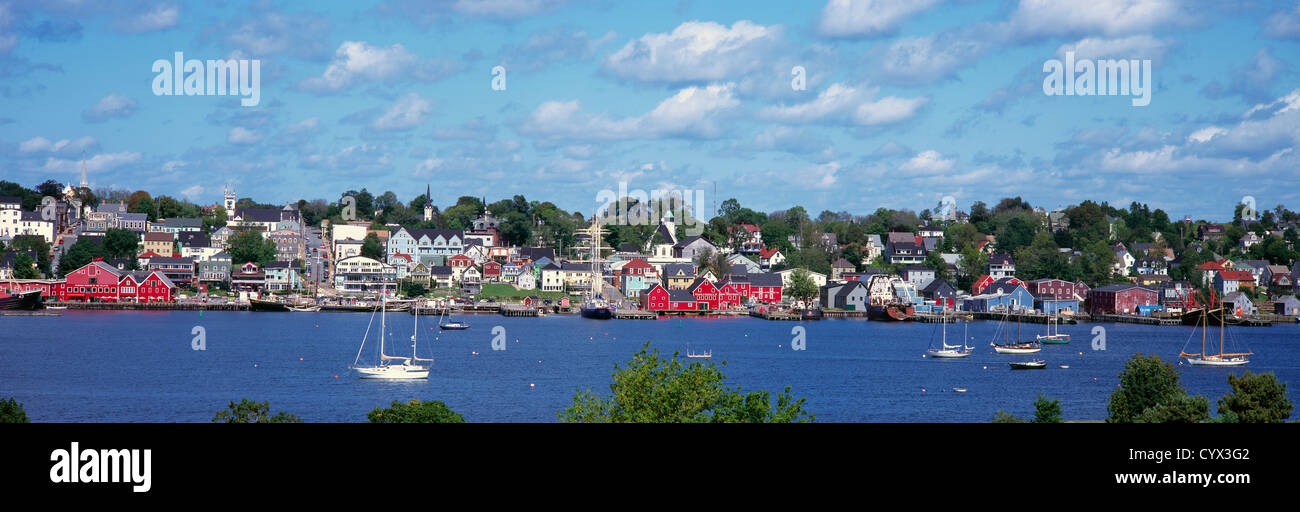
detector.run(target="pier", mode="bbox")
[614,309,658,320]
[970,312,1080,325]
[1090,314,1182,326]
[913,311,974,323]
[749,310,801,321]
[43,301,247,311]
[500,305,540,317]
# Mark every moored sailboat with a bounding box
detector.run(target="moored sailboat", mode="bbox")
[990,310,1041,354]
[1036,312,1070,344]
[351,298,431,379]
[1180,290,1251,367]
[926,310,974,358]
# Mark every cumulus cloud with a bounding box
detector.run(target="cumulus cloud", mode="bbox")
[219,10,333,60]
[1056,35,1170,61]
[1264,4,1300,39]
[372,93,433,131]
[114,3,179,33]
[899,150,955,174]
[376,0,576,25]
[758,83,928,126]
[497,27,616,72]
[19,136,98,154]
[877,32,987,85]
[521,83,741,143]
[228,127,261,145]
[82,93,138,122]
[601,21,781,83]
[300,41,464,92]
[40,152,142,174]
[817,0,942,39]
[1200,47,1287,104]
[1002,0,1195,41]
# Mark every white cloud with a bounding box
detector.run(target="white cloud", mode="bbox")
[1187,126,1225,144]
[878,33,987,84]
[602,21,781,83]
[180,185,203,198]
[40,152,142,174]
[19,136,97,154]
[372,93,433,131]
[899,150,955,174]
[817,0,942,38]
[223,10,332,59]
[163,160,188,172]
[522,83,740,142]
[759,83,927,126]
[1265,5,1300,40]
[116,3,179,33]
[300,41,463,92]
[82,93,139,122]
[1056,35,1169,61]
[228,127,261,145]
[1003,0,1194,40]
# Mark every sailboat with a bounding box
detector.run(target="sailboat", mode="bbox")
[350,298,431,379]
[1180,289,1251,366]
[438,299,470,330]
[990,310,1042,354]
[927,309,974,358]
[576,216,614,319]
[1036,312,1070,344]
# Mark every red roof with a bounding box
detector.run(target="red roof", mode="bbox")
[392,253,412,262]
[1217,270,1254,281]
[759,247,781,258]
[137,251,165,258]
[1198,260,1228,270]
[623,258,653,270]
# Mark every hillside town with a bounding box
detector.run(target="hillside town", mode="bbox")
[2,175,1300,322]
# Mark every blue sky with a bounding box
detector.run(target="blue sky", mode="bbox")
[1,0,1298,221]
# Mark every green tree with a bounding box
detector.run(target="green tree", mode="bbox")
[361,232,385,260]
[367,399,466,423]
[787,268,818,308]
[559,343,813,423]
[10,235,51,275]
[56,239,107,277]
[212,399,302,423]
[401,281,428,298]
[12,252,39,279]
[1032,393,1063,423]
[228,231,277,266]
[0,397,30,423]
[992,410,1026,423]
[1135,393,1210,423]
[1217,370,1293,423]
[104,227,140,258]
[1108,353,1207,423]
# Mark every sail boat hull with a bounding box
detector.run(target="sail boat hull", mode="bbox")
[354,365,430,379]
[1036,334,1070,344]
[927,349,972,358]
[1183,356,1249,367]
[992,344,1042,354]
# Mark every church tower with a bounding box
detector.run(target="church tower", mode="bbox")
[223,185,236,213]
[423,184,434,221]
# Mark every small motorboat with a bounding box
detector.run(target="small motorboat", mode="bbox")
[1009,360,1047,370]
[439,321,470,330]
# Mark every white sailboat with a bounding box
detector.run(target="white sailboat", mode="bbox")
[990,310,1041,354]
[351,298,431,379]
[1180,292,1251,367]
[927,310,974,358]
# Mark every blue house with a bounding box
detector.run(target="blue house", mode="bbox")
[964,278,1034,312]
[1035,297,1080,315]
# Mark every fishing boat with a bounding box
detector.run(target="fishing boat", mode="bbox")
[249,298,289,312]
[800,307,824,321]
[350,298,431,379]
[1036,312,1071,344]
[0,290,43,310]
[1179,289,1251,367]
[865,274,917,321]
[926,310,974,358]
[1009,360,1047,370]
[686,343,712,359]
[990,310,1041,354]
[576,215,615,320]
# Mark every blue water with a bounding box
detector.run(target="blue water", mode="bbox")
[2,311,1297,422]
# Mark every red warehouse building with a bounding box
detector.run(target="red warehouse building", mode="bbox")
[1086,284,1158,315]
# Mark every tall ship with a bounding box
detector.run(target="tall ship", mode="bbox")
[864,274,916,321]
[0,289,43,310]
[1179,289,1252,366]
[576,216,614,319]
